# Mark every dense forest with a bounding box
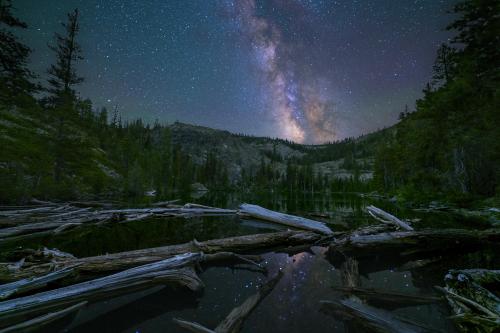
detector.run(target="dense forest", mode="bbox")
[373,0,500,205]
[0,0,498,206]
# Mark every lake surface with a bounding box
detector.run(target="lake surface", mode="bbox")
[2,192,497,332]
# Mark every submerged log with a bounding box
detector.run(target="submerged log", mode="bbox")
[174,271,283,333]
[328,228,500,257]
[1,231,321,281]
[366,205,413,231]
[0,253,204,327]
[320,298,429,333]
[0,301,87,333]
[238,204,333,235]
[332,287,441,309]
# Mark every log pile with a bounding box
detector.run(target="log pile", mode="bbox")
[436,269,500,332]
[0,230,322,281]
[324,206,500,332]
[0,202,237,241]
[0,202,498,332]
[0,202,329,332]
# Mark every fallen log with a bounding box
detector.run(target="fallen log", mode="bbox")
[0,204,238,240]
[0,301,87,333]
[320,298,430,333]
[328,228,500,257]
[238,204,333,235]
[437,269,500,332]
[366,205,413,231]
[174,271,283,333]
[0,266,76,300]
[0,253,204,327]
[1,231,321,281]
[332,287,442,309]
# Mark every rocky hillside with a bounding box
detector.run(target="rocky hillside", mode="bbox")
[168,122,391,183]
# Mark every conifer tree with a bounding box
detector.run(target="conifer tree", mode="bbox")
[47,9,83,99]
[0,0,35,101]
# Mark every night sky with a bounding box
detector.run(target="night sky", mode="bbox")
[15,0,456,143]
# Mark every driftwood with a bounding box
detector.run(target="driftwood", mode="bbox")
[0,301,87,333]
[328,228,500,257]
[1,231,321,281]
[437,269,500,332]
[0,203,238,240]
[0,253,204,328]
[238,204,333,235]
[174,271,283,333]
[0,266,76,300]
[320,298,429,333]
[366,205,413,231]
[332,287,441,309]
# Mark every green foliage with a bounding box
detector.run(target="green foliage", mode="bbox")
[374,0,500,203]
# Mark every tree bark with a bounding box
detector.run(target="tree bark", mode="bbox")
[238,204,333,235]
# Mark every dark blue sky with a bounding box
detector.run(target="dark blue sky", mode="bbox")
[15,0,456,143]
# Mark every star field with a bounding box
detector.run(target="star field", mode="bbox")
[15,0,455,143]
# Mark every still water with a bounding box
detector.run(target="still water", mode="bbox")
[2,192,497,332]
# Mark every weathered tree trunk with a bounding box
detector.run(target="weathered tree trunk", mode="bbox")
[0,231,321,281]
[0,203,238,240]
[332,287,441,309]
[437,269,500,332]
[174,271,283,333]
[328,229,500,257]
[0,253,204,328]
[238,204,333,235]
[0,266,76,301]
[0,301,87,333]
[320,299,429,333]
[366,205,413,231]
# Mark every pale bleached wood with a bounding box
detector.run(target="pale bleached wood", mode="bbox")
[320,298,428,333]
[0,253,203,327]
[329,228,500,252]
[0,266,76,300]
[366,205,413,231]
[215,271,283,333]
[3,231,320,281]
[238,204,333,235]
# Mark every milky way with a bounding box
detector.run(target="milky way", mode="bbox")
[17,0,456,143]
[227,0,338,143]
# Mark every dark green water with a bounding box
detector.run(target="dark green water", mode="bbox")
[1,192,497,332]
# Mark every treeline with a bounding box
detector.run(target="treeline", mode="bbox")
[0,3,231,203]
[373,0,500,204]
[245,158,373,194]
[0,0,380,204]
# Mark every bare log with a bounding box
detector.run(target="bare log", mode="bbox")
[173,319,216,333]
[328,229,500,256]
[151,199,181,207]
[332,287,441,309]
[0,204,238,240]
[320,298,429,333]
[437,269,500,332]
[0,266,76,300]
[2,231,320,281]
[238,204,333,235]
[0,301,87,333]
[175,271,283,333]
[0,253,204,327]
[366,205,413,231]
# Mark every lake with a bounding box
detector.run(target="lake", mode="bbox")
[1,192,497,332]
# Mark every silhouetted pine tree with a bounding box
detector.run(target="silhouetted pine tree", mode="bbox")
[0,0,36,101]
